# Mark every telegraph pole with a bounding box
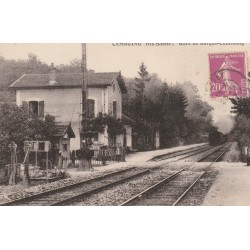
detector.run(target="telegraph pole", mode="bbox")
[81,43,88,146]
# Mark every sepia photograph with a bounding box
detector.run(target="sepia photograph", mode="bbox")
[2,1,250,250]
[0,43,249,206]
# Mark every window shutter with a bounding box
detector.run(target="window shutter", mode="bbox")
[22,101,28,107]
[87,99,95,118]
[113,101,117,118]
[38,101,44,117]
[108,102,113,115]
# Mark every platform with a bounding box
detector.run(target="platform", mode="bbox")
[202,162,250,206]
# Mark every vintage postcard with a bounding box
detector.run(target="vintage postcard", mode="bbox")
[0,43,249,206]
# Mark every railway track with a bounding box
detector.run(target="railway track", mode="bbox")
[1,143,231,206]
[198,143,231,162]
[150,144,227,166]
[120,142,232,206]
[150,144,211,162]
[0,167,150,206]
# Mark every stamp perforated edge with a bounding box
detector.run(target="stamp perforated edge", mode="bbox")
[207,51,248,100]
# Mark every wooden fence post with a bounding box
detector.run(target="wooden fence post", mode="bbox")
[23,143,31,186]
[8,142,17,185]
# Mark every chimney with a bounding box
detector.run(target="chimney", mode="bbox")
[49,63,57,85]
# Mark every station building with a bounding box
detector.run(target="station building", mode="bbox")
[10,64,132,152]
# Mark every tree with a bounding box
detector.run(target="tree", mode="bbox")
[0,54,50,103]
[177,81,214,141]
[86,112,123,137]
[134,63,151,119]
[230,97,250,117]
[0,102,57,169]
[154,83,188,147]
[125,72,217,148]
[135,63,151,97]
[229,97,250,151]
[57,58,82,73]
[229,114,250,150]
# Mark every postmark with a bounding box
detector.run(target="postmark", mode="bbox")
[209,52,247,98]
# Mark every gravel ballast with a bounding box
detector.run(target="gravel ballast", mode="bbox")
[70,168,176,206]
[0,167,133,204]
[0,141,241,206]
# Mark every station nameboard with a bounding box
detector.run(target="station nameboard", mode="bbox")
[24,141,51,152]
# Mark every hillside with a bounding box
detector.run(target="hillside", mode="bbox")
[0,54,50,102]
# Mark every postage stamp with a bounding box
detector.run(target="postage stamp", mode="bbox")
[209,52,247,98]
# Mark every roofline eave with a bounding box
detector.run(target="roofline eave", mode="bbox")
[10,84,111,90]
[9,74,26,88]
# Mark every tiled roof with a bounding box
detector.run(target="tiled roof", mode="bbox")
[122,114,136,125]
[54,123,75,138]
[10,72,122,90]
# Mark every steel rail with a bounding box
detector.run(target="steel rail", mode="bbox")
[151,143,227,171]
[119,168,186,206]
[120,143,232,206]
[156,144,222,165]
[172,142,232,206]
[0,144,216,206]
[50,169,151,206]
[149,144,210,162]
[196,142,230,162]
[0,167,136,206]
[1,143,231,206]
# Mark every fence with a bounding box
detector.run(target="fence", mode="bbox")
[0,145,127,184]
[73,145,126,168]
[91,146,126,166]
[0,164,21,184]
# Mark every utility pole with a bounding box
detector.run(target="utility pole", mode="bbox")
[80,43,88,146]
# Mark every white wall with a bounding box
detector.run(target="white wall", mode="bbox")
[107,80,122,118]
[16,85,124,149]
[17,88,81,149]
[124,125,132,148]
[155,130,160,149]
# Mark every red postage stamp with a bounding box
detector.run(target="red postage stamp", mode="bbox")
[209,52,247,98]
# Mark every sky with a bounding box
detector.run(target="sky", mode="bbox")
[0,43,249,132]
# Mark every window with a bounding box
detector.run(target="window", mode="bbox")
[113,84,115,93]
[108,133,116,146]
[93,132,98,141]
[39,142,45,151]
[29,101,38,115]
[26,101,44,117]
[63,144,68,151]
[113,101,117,118]
[87,99,95,118]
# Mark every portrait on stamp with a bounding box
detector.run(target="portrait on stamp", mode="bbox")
[209,52,247,98]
